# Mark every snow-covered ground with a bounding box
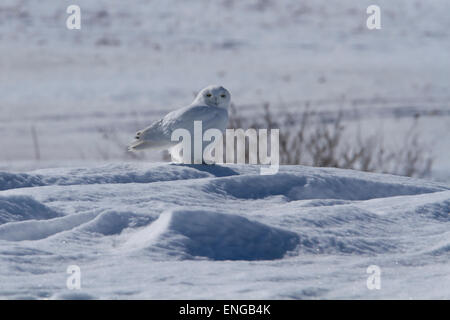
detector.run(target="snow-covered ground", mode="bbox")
[0,163,449,299]
[0,0,449,179]
[1,0,449,300]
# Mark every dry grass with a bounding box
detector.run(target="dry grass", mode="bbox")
[227,103,433,178]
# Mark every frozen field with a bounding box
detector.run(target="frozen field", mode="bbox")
[0,163,449,299]
[0,0,449,300]
[0,0,449,179]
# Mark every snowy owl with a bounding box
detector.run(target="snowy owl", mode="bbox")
[128,85,231,163]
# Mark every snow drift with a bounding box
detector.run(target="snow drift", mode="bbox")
[126,209,299,260]
[0,163,449,299]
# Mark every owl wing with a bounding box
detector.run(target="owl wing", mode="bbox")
[164,105,228,132]
[130,104,228,151]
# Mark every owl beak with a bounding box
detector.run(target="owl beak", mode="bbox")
[213,97,219,106]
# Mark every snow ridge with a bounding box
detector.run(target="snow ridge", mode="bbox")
[0,163,449,299]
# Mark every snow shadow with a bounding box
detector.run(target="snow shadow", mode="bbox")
[0,195,61,225]
[128,210,299,261]
[206,173,444,201]
[170,163,239,177]
[0,164,212,191]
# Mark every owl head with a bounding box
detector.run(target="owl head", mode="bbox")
[194,85,231,109]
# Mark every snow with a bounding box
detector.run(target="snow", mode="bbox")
[0,0,449,180]
[1,0,449,300]
[0,163,449,299]
[0,195,61,224]
[124,209,300,261]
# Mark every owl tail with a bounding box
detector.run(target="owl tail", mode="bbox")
[128,140,151,152]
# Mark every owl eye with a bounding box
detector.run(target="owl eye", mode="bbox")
[220,94,226,98]
[206,93,212,97]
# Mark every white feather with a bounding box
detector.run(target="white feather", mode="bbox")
[128,85,231,163]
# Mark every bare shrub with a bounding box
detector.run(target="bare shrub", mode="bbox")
[227,103,433,178]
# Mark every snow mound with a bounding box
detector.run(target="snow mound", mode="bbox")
[0,164,213,191]
[297,233,397,255]
[0,211,96,241]
[79,210,154,236]
[206,172,445,201]
[126,210,299,261]
[0,210,155,241]
[0,195,61,225]
[0,163,449,299]
[0,172,44,191]
[413,198,450,222]
[357,190,450,222]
